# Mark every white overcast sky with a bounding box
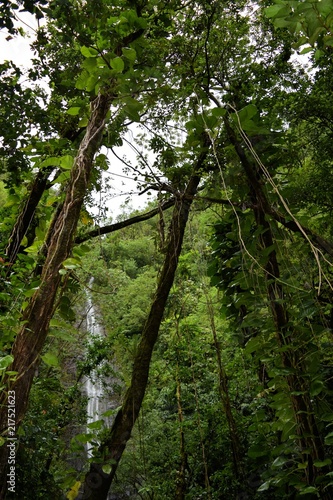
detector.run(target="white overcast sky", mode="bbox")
[0,11,154,221]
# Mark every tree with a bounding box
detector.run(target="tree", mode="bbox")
[0,0,178,494]
[1,0,333,498]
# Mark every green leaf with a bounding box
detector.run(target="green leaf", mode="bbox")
[73,433,90,444]
[81,46,98,57]
[257,480,271,492]
[265,4,291,19]
[237,103,258,124]
[272,456,288,468]
[41,352,59,367]
[78,116,89,127]
[67,106,81,116]
[39,156,61,168]
[110,56,124,72]
[87,419,103,430]
[325,432,333,445]
[63,257,81,270]
[122,47,136,62]
[299,46,313,55]
[211,107,226,117]
[0,355,13,371]
[102,464,112,474]
[297,461,308,469]
[86,75,99,92]
[49,319,63,327]
[299,486,318,495]
[24,287,39,298]
[60,155,74,170]
[313,458,332,468]
[75,69,89,90]
[83,57,97,73]
[24,241,41,253]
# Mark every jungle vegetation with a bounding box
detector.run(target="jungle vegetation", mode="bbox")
[1,0,333,498]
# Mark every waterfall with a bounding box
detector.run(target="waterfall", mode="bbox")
[83,280,136,499]
[85,286,105,458]
[84,278,118,459]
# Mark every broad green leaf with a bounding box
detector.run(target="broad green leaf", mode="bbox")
[211,107,226,117]
[83,57,97,72]
[24,241,41,253]
[325,432,333,445]
[4,194,20,207]
[41,352,59,367]
[102,408,118,417]
[63,257,81,270]
[299,486,318,495]
[73,433,90,443]
[39,156,61,168]
[237,103,258,124]
[122,47,136,62]
[297,461,308,469]
[87,419,103,430]
[0,355,13,371]
[102,464,112,474]
[265,4,291,19]
[60,155,74,170]
[86,75,99,92]
[110,56,124,72]
[78,116,89,127]
[80,46,98,57]
[67,106,81,116]
[314,458,332,468]
[272,456,288,468]
[24,287,39,298]
[49,319,63,327]
[257,480,271,492]
[75,69,89,90]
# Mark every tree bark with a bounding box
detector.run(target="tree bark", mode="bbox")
[224,117,329,493]
[79,145,208,500]
[175,362,188,500]
[4,166,54,267]
[203,288,243,479]
[0,93,111,499]
[75,198,175,243]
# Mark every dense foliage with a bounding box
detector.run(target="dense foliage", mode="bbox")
[1,0,333,498]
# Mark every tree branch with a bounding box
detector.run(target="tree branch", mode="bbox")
[75,199,175,243]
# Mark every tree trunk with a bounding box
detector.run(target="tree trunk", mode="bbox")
[204,288,243,479]
[79,147,208,499]
[175,362,188,500]
[4,166,54,267]
[0,93,111,499]
[224,117,328,492]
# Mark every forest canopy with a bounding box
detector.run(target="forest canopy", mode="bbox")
[1,1,333,499]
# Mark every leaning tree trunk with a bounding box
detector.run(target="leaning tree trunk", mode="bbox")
[79,143,208,500]
[4,166,54,267]
[224,117,329,493]
[0,93,111,498]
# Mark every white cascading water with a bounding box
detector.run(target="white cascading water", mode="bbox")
[84,280,125,500]
[85,278,110,458]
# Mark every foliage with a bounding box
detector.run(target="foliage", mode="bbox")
[1,0,333,498]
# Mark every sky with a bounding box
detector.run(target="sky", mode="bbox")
[0,10,154,221]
